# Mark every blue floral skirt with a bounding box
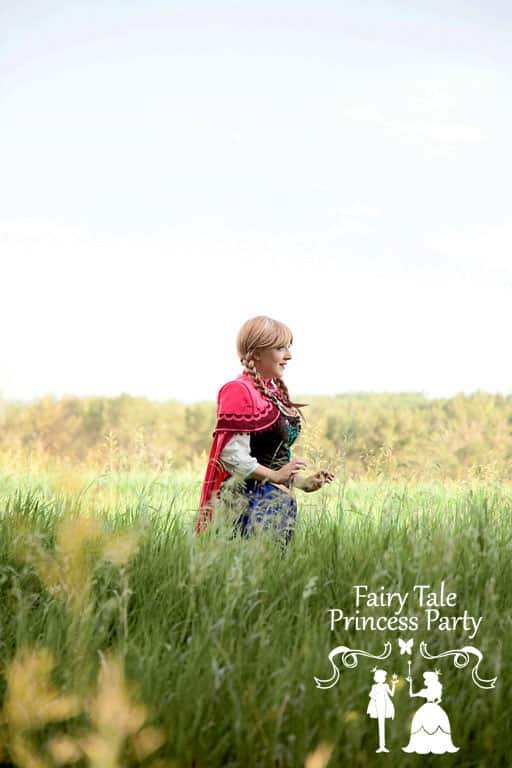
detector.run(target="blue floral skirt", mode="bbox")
[219,478,298,547]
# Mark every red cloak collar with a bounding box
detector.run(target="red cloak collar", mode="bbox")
[195,372,282,533]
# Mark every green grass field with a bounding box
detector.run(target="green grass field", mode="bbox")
[0,472,510,767]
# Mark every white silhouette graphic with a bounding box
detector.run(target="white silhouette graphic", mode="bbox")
[398,637,413,655]
[420,642,497,689]
[402,664,459,754]
[313,638,497,756]
[367,667,398,753]
[314,642,392,689]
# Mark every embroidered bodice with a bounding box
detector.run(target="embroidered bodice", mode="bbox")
[248,409,301,470]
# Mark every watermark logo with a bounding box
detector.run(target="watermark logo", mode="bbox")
[313,583,497,755]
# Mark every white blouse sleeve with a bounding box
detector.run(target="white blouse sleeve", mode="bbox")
[219,433,259,477]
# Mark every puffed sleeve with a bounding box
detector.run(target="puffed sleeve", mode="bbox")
[219,432,258,477]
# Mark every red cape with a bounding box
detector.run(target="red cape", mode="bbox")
[195,371,281,533]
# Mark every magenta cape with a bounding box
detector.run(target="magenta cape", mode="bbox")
[195,371,281,534]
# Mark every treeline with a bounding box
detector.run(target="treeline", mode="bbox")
[0,391,510,481]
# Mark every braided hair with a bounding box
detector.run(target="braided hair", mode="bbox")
[236,316,309,424]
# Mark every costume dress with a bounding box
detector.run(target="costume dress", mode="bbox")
[402,689,459,754]
[195,371,301,546]
[367,683,395,720]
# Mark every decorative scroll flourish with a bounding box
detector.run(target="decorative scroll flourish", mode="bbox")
[420,642,497,690]
[314,642,392,690]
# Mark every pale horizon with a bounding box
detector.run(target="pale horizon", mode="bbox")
[2,1,510,404]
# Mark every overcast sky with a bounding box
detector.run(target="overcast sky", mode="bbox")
[1,1,510,403]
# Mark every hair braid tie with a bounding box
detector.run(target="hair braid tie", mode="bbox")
[243,359,268,402]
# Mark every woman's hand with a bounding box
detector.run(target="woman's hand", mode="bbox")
[272,457,308,484]
[301,469,335,492]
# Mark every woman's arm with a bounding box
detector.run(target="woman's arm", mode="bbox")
[292,473,323,491]
[220,434,308,484]
[405,677,424,698]
[409,688,426,698]
[219,433,259,477]
[220,433,281,483]
[293,470,336,492]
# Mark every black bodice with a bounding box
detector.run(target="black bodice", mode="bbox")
[249,410,301,471]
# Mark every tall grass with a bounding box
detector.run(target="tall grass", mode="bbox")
[0,473,510,767]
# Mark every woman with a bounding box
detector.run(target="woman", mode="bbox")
[402,671,459,754]
[195,316,335,546]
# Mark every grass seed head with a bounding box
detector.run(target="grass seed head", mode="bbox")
[4,646,81,731]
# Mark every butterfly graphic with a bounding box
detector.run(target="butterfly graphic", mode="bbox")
[398,638,414,655]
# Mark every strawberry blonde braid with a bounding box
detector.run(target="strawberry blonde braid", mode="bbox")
[237,316,309,423]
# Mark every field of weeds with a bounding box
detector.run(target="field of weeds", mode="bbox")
[0,471,510,767]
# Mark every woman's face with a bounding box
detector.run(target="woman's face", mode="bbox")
[253,344,292,381]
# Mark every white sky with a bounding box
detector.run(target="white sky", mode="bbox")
[1,1,511,403]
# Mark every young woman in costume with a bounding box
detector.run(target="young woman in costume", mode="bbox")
[195,316,335,546]
[402,671,459,754]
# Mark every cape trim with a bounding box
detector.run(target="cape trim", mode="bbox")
[195,373,282,533]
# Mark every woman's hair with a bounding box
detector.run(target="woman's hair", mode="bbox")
[236,315,309,421]
[373,669,387,683]
[423,671,442,699]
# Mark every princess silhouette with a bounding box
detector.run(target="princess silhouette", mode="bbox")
[402,670,459,754]
[367,668,398,753]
